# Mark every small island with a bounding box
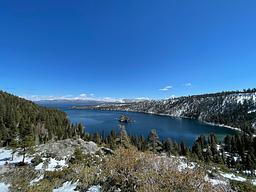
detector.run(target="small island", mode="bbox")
[119,115,131,123]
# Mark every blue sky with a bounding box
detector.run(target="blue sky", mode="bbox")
[0,0,256,100]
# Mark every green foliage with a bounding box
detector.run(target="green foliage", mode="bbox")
[101,147,218,192]
[21,135,35,163]
[223,133,256,171]
[0,91,84,147]
[115,124,130,148]
[89,124,256,174]
[230,180,256,192]
[31,154,43,166]
[4,166,37,191]
[73,148,84,162]
[147,129,162,153]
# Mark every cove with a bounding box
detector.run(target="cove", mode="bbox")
[62,108,237,147]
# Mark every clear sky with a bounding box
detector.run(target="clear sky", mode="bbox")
[0,0,256,100]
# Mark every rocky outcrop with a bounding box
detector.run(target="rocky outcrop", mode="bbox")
[35,139,100,158]
[119,115,131,123]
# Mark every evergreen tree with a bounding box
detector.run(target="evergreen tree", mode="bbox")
[9,139,19,161]
[192,142,204,160]
[147,129,162,153]
[224,135,232,152]
[116,125,130,148]
[21,135,34,163]
[108,129,118,150]
[77,123,84,138]
[163,139,173,156]
[180,141,189,156]
[93,133,102,144]
[244,152,256,174]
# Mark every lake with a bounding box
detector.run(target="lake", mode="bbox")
[62,108,237,146]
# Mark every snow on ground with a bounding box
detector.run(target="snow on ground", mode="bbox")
[221,92,256,107]
[242,170,253,175]
[176,157,196,171]
[177,161,196,171]
[0,148,33,166]
[30,174,44,185]
[204,175,227,186]
[233,93,256,104]
[87,185,101,192]
[35,158,68,171]
[252,179,256,186]
[0,148,12,166]
[220,172,247,182]
[0,182,10,192]
[53,181,78,192]
[248,109,256,114]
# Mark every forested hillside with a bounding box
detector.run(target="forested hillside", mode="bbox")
[0,91,83,147]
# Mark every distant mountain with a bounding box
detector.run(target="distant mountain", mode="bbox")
[36,98,150,108]
[36,99,112,108]
[80,89,256,133]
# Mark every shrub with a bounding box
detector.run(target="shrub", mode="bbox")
[31,154,43,166]
[101,147,225,192]
[230,180,256,192]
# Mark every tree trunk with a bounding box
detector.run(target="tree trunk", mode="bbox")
[11,151,15,161]
[22,147,26,163]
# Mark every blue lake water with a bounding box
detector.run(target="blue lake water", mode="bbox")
[62,108,237,146]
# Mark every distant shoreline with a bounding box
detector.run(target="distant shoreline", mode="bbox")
[202,121,241,132]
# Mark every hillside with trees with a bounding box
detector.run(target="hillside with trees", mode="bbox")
[0,91,84,148]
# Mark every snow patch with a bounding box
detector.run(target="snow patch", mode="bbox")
[220,172,246,182]
[87,185,101,192]
[177,158,196,171]
[0,182,10,192]
[30,174,44,185]
[204,175,227,186]
[248,109,256,114]
[222,92,256,106]
[0,148,33,166]
[53,181,78,192]
[35,158,68,171]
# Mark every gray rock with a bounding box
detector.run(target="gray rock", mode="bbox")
[35,139,99,158]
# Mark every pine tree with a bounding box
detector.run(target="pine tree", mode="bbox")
[224,135,231,152]
[93,133,102,144]
[244,152,255,174]
[208,134,218,158]
[163,139,173,156]
[180,141,189,156]
[9,139,19,161]
[21,135,34,163]
[147,129,162,153]
[108,129,117,150]
[116,125,130,148]
[73,148,84,163]
[77,123,84,138]
[192,142,204,160]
